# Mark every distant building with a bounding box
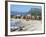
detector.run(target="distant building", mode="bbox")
[12,14,41,20]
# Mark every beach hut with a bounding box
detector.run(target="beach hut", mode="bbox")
[26,14,31,21]
[31,16,35,20]
[36,16,41,20]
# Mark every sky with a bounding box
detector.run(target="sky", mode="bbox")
[10,5,32,12]
[10,4,41,13]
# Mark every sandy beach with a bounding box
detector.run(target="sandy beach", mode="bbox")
[10,18,42,31]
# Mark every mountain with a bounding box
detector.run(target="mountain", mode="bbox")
[11,8,41,16]
[30,8,42,16]
[11,11,28,16]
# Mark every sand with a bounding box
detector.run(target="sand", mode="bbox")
[11,18,42,31]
